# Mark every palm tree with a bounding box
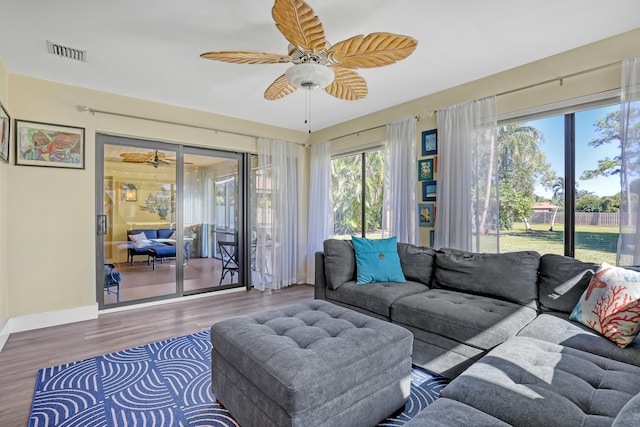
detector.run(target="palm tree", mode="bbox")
[552,177,564,201]
[478,123,544,234]
[549,177,564,231]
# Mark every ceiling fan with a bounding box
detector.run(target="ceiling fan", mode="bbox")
[120,150,176,168]
[200,0,418,101]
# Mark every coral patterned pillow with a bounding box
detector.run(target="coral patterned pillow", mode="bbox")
[570,262,640,348]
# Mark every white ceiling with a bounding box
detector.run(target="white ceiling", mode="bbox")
[1,0,639,133]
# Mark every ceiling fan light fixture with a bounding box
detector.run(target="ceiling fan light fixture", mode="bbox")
[285,63,334,90]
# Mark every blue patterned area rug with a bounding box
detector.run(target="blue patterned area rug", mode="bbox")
[29,330,449,426]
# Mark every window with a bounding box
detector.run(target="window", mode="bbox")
[215,176,236,229]
[496,103,621,264]
[331,149,385,239]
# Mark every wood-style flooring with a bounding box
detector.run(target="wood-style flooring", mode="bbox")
[105,257,241,304]
[0,284,314,426]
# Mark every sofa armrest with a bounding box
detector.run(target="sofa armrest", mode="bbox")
[314,251,327,300]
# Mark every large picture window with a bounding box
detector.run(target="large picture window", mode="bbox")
[331,148,385,239]
[494,102,621,264]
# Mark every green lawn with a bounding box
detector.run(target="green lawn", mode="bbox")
[482,222,619,265]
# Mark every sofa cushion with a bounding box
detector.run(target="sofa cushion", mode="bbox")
[352,236,405,284]
[538,253,599,313]
[157,228,174,239]
[391,288,537,350]
[326,280,429,318]
[130,229,159,240]
[323,239,356,290]
[397,243,435,286]
[441,336,640,427]
[517,313,640,366]
[570,262,640,348]
[403,398,510,427]
[129,231,151,248]
[613,392,640,427]
[434,248,540,306]
[149,245,176,257]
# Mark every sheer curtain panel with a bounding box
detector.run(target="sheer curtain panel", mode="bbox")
[255,138,302,290]
[306,141,333,283]
[434,96,498,252]
[383,117,418,244]
[617,57,640,266]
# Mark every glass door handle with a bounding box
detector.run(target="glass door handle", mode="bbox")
[97,214,108,236]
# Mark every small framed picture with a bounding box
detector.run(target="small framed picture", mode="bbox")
[418,203,435,227]
[421,129,437,156]
[430,230,435,247]
[418,158,434,181]
[422,180,437,201]
[15,120,85,169]
[0,102,10,164]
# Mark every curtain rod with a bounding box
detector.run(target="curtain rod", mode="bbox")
[328,60,621,142]
[328,115,424,142]
[495,60,620,97]
[82,60,620,146]
[78,106,309,147]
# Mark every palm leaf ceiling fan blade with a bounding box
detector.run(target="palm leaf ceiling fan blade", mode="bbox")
[325,67,367,100]
[272,0,326,53]
[200,51,292,64]
[265,74,298,100]
[329,33,418,69]
[120,152,151,163]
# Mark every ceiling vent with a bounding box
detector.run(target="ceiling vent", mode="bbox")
[46,40,86,62]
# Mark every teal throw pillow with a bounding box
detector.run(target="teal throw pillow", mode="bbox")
[352,236,406,284]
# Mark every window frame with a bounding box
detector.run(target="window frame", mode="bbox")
[497,90,620,258]
[331,145,385,238]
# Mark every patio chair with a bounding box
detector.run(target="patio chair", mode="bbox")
[218,240,238,285]
[104,262,122,302]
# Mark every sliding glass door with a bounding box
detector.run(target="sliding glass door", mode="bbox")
[183,148,243,294]
[97,135,246,308]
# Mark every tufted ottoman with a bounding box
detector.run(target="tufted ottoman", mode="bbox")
[210,299,413,427]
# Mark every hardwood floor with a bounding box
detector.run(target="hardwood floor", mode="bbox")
[0,284,314,426]
[105,257,239,304]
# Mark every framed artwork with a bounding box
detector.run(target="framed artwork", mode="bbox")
[430,230,435,247]
[422,180,437,201]
[418,158,434,181]
[0,102,10,164]
[421,129,437,156]
[418,203,435,227]
[15,120,85,169]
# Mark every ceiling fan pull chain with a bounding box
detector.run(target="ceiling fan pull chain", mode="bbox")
[308,87,312,134]
[305,87,311,134]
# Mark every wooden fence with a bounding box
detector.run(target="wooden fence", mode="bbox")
[531,211,623,227]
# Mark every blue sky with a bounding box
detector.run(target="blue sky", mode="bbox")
[525,104,620,198]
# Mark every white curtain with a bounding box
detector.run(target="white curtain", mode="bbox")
[255,137,302,290]
[383,117,418,244]
[434,96,498,252]
[306,141,333,283]
[617,57,640,266]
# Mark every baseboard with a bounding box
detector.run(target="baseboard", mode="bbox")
[0,319,10,352]
[99,286,246,314]
[7,304,99,335]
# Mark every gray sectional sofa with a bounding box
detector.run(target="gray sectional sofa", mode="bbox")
[314,239,640,426]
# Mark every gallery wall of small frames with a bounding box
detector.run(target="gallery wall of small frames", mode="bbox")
[419,129,437,247]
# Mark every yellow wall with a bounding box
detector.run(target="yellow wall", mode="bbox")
[6,76,307,318]
[3,27,640,322]
[313,28,640,246]
[0,57,8,328]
